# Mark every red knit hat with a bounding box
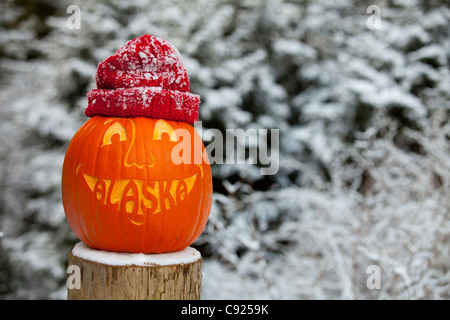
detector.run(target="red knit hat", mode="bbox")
[86,34,199,124]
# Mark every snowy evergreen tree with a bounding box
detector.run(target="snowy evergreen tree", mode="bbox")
[0,0,448,299]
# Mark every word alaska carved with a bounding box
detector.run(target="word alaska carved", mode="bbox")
[82,173,198,225]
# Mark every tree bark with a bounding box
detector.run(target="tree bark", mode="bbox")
[67,246,202,300]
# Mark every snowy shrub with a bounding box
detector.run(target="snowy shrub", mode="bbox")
[0,0,448,299]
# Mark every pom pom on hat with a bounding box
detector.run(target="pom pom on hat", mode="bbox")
[86,35,199,124]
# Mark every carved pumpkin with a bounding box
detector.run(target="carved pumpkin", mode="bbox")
[62,116,212,253]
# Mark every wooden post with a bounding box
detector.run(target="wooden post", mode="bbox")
[67,242,202,300]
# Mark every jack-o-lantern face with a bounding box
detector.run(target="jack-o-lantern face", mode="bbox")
[62,116,212,253]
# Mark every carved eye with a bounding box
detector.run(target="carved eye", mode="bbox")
[153,119,178,142]
[102,121,128,147]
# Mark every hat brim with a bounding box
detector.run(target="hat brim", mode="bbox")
[86,87,200,124]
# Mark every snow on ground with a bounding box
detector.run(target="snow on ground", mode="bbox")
[0,0,449,299]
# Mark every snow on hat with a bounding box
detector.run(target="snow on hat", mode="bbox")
[86,34,199,124]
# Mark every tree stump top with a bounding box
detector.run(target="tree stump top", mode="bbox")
[71,242,201,267]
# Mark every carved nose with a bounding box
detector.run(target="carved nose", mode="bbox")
[110,118,155,169]
[124,119,179,169]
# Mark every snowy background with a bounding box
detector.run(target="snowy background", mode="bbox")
[0,0,449,299]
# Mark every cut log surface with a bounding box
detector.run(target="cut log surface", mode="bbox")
[67,242,202,300]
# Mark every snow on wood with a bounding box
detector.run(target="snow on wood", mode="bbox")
[71,242,201,266]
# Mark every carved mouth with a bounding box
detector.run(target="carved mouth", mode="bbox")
[82,173,198,226]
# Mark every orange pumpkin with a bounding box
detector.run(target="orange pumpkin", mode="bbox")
[61,116,212,253]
